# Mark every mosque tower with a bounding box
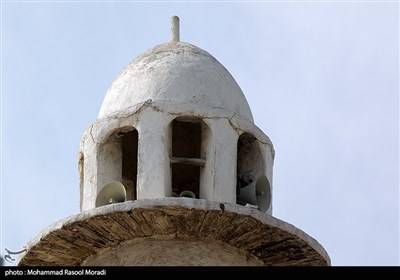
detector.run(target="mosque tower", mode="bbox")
[17,17,330,266]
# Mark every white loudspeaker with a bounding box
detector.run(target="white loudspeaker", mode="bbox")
[179,190,196,198]
[237,175,271,212]
[95,181,127,208]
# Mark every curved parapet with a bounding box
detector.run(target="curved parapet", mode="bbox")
[18,198,330,266]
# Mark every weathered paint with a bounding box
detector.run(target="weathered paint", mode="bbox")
[17,199,330,266]
[79,40,275,215]
[17,18,330,267]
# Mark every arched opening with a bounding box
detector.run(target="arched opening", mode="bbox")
[120,129,138,201]
[170,118,207,199]
[236,133,271,211]
[98,127,138,203]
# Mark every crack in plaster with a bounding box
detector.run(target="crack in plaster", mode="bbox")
[88,99,275,159]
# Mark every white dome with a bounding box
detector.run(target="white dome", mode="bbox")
[98,42,254,122]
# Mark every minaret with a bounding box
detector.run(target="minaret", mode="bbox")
[17,17,330,266]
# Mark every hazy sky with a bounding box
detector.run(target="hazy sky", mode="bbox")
[1,1,399,266]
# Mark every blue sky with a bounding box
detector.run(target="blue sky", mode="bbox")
[1,1,399,266]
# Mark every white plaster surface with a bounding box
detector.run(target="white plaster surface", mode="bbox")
[80,101,275,212]
[79,41,275,214]
[98,42,254,122]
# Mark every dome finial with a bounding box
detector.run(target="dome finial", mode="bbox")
[171,16,180,42]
